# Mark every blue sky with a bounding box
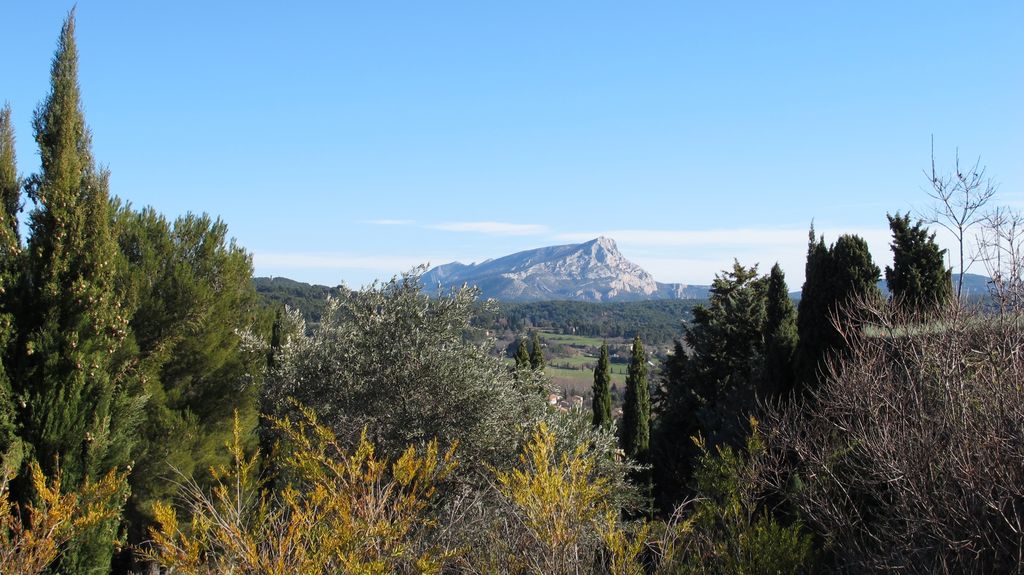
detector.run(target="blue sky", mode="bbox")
[3,2,1021,288]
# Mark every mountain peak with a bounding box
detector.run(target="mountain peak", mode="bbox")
[422,238,708,302]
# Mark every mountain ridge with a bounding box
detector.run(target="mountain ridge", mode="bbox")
[422,237,710,302]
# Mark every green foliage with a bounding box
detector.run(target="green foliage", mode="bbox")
[13,13,143,572]
[488,420,648,575]
[591,342,612,429]
[1,458,127,575]
[763,263,797,397]
[146,410,460,575]
[476,299,699,345]
[620,335,650,463]
[529,331,546,370]
[0,106,21,458]
[263,270,548,477]
[685,262,767,415]
[795,227,881,392]
[110,204,268,544]
[666,419,815,574]
[515,336,531,372]
[253,276,347,330]
[885,212,951,313]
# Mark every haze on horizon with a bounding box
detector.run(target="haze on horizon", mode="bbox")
[3,2,1021,288]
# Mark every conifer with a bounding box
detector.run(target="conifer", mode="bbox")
[529,331,545,370]
[514,337,531,371]
[15,12,139,572]
[0,105,20,460]
[591,342,612,429]
[795,227,880,393]
[763,263,797,396]
[886,212,951,313]
[620,335,649,461]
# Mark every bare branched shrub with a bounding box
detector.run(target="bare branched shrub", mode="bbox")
[763,302,1024,573]
[977,206,1024,311]
[921,143,997,299]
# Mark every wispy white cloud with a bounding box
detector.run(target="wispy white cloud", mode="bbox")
[555,227,891,248]
[254,252,435,272]
[430,221,549,236]
[363,219,415,226]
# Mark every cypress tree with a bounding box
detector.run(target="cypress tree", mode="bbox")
[591,342,612,429]
[831,234,882,308]
[763,263,798,396]
[795,228,881,394]
[529,330,545,370]
[620,335,649,462]
[795,227,830,390]
[15,12,139,572]
[514,337,530,371]
[886,212,951,313]
[0,105,21,464]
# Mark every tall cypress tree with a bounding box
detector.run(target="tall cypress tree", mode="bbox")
[795,227,830,390]
[0,105,21,464]
[591,342,612,429]
[514,337,531,371]
[886,212,951,313]
[795,227,881,394]
[620,335,649,462]
[763,263,798,396]
[529,330,545,370]
[15,12,139,573]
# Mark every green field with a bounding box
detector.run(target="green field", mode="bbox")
[540,332,608,348]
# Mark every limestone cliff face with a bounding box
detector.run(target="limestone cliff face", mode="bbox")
[422,237,708,302]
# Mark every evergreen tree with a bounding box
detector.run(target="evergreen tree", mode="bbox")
[514,337,531,371]
[795,227,881,394]
[110,205,268,551]
[529,331,545,370]
[15,12,142,573]
[763,263,798,396]
[620,335,649,462]
[885,212,951,313]
[591,342,612,429]
[0,104,21,464]
[830,234,882,308]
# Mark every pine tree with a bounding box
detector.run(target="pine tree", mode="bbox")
[620,335,649,462]
[529,331,545,370]
[886,212,951,313]
[110,206,269,551]
[763,263,797,396]
[15,12,140,573]
[591,342,612,429]
[0,104,21,464]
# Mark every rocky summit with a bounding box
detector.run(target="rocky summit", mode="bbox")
[422,237,709,302]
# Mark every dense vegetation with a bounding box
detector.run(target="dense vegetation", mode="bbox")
[472,299,702,345]
[3,12,1022,575]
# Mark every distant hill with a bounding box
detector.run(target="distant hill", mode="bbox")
[788,273,991,300]
[421,237,710,302]
[253,276,347,327]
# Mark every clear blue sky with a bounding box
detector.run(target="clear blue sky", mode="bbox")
[3,2,1021,288]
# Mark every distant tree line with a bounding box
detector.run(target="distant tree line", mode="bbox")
[473,299,702,344]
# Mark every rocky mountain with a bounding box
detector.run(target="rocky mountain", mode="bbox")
[421,237,709,302]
